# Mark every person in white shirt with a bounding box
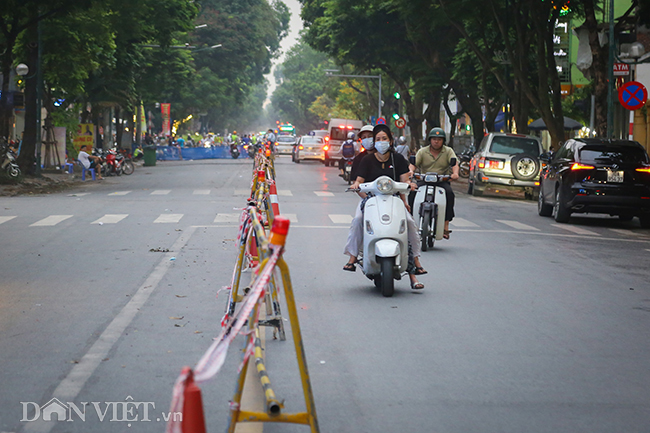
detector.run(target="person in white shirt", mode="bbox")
[77,145,103,179]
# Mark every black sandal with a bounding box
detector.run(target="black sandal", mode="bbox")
[343,262,356,272]
[414,267,427,275]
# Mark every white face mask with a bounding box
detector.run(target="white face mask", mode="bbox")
[375,141,391,155]
[361,137,374,151]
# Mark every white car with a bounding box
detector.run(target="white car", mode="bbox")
[294,136,325,163]
[275,135,297,155]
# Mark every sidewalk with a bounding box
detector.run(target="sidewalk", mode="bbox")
[0,169,84,197]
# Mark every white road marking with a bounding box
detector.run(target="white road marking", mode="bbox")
[281,213,298,223]
[108,191,131,196]
[277,190,293,196]
[314,191,334,197]
[214,213,241,223]
[92,214,128,224]
[329,214,353,224]
[193,189,211,195]
[468,196,492,203]
[496,220,540,231]
[21,228,198,433]
[154,214,183,223]
[450,217,479,228]
[0,216,16,225]
[30,215,73,227]
[608,228,649,238]
[234,189,250,196]
[551,224,600,236]
[151,189,171,195]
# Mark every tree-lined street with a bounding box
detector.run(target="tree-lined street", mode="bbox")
[1,158,650,432]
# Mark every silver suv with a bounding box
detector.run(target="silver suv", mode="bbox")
[468,132,543,200]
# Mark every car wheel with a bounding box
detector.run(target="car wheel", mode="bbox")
[639,214,650,228]
[467,178,474,194]
[552,185,571,223]
[538,186,552,217]
[471,182,483,197]
[511,154,540,181]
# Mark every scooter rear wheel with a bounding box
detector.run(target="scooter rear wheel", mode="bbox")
[378,256,394,297]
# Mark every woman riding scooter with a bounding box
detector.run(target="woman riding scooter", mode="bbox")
[343,124,427,290]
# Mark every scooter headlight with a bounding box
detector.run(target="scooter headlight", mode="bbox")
[424,174,439,183]
[377,178,394,193]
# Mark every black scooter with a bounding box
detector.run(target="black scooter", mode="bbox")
[230,144,240,159]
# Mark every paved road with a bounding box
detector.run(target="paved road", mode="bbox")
[1,157,649,433]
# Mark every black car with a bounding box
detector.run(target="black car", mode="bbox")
[538,138,650,227]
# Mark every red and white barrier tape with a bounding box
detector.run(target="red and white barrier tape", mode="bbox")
[166,245,282,433]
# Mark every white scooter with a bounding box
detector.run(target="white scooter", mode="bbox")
[351,176,411,297]
[412,172,450,251]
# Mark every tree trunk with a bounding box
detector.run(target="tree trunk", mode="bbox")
[583,0,609,137]
[422,88,442,137]
[402,89,423,151]
[115,106,123,147]
[16,39,39,174]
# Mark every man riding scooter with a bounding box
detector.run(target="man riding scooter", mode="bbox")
[409,127,459,239]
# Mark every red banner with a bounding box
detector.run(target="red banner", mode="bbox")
[161,103,171,137]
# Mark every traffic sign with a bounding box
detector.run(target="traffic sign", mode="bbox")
[618,81,648,111]
[394,117,406,129]
[376,117,386,125]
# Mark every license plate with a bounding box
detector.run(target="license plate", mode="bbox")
[345,166,352,172]
[607,170,624,183]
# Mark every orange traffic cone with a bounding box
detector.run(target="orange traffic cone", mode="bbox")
[182,368,207,433]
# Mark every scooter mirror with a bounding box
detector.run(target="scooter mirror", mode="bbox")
[450,157,457,167]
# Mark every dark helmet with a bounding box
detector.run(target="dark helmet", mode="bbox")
[427,127,446,144]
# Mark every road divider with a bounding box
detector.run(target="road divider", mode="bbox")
[166,151,319,433]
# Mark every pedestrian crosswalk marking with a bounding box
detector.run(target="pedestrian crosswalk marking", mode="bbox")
[329,214,353,224]
[277,190,293,196]
[154,214,183,223]
[450,217,479,228]
[314,191,334,197]
[551,224,600,236]
[0,216,16,225]
[234,189,250,196]
[108,191,132,196]
[608,228,645,237]
[496,220,540,231]
[282,213,298,223]
[214,213,241,223]
[151,190,171,195]
[193,190,211,195]
[92,214,128,224]
[30,215,73,227]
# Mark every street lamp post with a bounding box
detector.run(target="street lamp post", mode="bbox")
[325,70,382,120]
[606,0,615,138]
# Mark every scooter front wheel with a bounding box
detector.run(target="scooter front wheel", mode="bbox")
[421,210,432,252]
[378,256,395,297]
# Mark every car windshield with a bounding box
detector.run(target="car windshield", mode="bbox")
[301,137,321,145]
[490,136,539,155]
[579,146,649,164]
[276,136,295,143]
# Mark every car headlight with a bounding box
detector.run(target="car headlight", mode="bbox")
[377,178,394,193]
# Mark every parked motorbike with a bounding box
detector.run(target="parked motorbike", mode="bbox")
[230,144,240,159]
[0,141,20,178]
[341,156,354,185]
[348,176,411,297]
[412,172,450,251]
[458,146,474,178]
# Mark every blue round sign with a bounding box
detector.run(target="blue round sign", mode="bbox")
[618,81,648,111]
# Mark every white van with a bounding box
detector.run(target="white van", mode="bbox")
[325,118,363,166]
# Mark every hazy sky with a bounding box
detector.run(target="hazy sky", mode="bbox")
[264,0,304,105]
